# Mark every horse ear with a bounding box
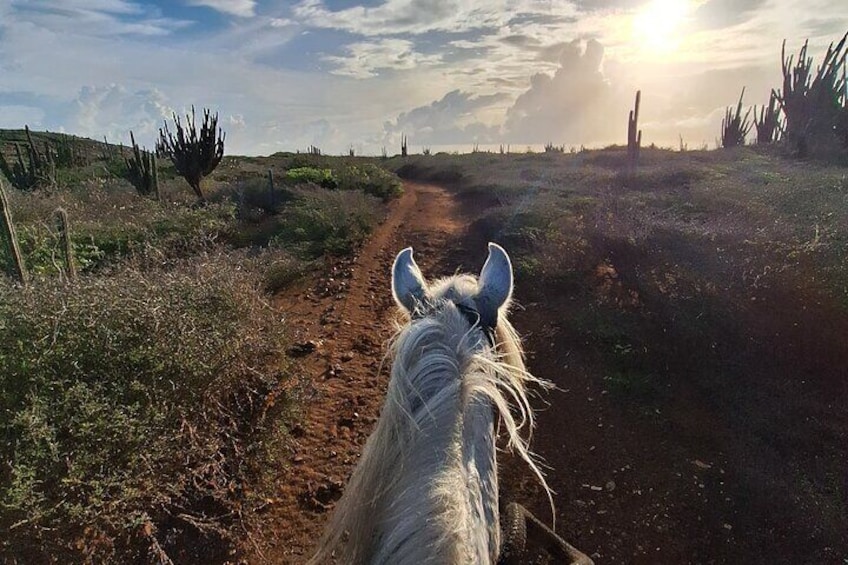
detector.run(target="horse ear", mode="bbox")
[477,242,513,321]
[392,247,427,313]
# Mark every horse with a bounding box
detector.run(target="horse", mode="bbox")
[310,243,592,564]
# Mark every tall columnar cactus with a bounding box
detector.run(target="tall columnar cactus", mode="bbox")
[125,131,160,198]
[722,88,753,148]
[54,133,87,168]
[774,33,848,156]
[156,106,225,201]
[54,207,76,282]
[0,179,28,286]
[0,125,56,190]
[754,91,783,144]
[627,90,642,172]
[401,134,408,157]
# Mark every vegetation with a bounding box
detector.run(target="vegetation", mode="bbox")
[721,88,753,148]
[0,128,403,562]
[0,126,56,190]
[754,91,782,144]
[157,107,225,201]
[626,90,642,171]
[775,33,847,156]
[0,256,287,561]
[124,131,160,198]
[0,179,27,285]
[285,166,338,188]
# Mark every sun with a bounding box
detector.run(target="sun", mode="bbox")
[632,0,692,54]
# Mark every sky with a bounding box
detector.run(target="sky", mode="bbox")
[0,0,846,155]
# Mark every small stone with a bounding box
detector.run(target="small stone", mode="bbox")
[605,480,616,492]
[692,459,712,470]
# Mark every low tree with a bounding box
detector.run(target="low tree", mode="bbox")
[156,106,225,201]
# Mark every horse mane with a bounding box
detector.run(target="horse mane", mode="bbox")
[310,274,552,564]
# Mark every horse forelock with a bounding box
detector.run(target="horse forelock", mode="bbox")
[310,274,551,565]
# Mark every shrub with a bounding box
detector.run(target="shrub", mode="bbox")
[0,255,288,562]
[336,163,403,200]
[285,166,338,189]
[272,187,380,258]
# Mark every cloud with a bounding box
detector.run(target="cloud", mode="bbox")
[293,0,513,36]
[186,0,257,18]
[68,84,175,144]
[383,89,507,145]
[691,0,767,31]
[323,38,442,78]
[504,39,622,144]
[0,106,47,129]
[11,0,191,36]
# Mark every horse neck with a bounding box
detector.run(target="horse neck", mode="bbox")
[313,309,504,564]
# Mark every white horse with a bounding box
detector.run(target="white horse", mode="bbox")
[310,243,590,565]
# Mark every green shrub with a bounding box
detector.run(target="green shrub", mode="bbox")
[0,256,288,561]
[0,190,237,277]
[285,166,338,189]
[336,163,403,200]
[271,188,380,258]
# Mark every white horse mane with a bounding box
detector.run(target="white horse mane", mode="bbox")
[310,256,552,564]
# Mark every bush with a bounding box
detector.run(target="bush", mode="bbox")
[0,256,288,561]
[0,185,237,276]
[272,187,381,258]
[336,163,403,200]
[285,166,338,189]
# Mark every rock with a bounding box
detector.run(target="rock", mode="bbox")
[605,480,617,492]
[287,341,318,357]
[692,459,712,470]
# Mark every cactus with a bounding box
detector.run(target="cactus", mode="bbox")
[774,33,847,156]
[268,169,275,210]
[381,146,387,159]
[156,106,225,201]
[0,179,27,286]
[54,207,76,282]
[721,88,753,148]
[401,134,408,157]
[0,125,56,190]
[54,133,87,168]
[627,90,642,172]
[124,131,160,198]
[754,91,783,144]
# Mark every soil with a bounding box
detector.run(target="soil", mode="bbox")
[244,181,848,564]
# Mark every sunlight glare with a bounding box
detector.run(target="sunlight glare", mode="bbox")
[632,0,692,55]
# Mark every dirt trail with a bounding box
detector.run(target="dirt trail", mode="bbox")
[253,182,465,562]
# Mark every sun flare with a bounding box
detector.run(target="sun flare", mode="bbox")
[632,0,692,55]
